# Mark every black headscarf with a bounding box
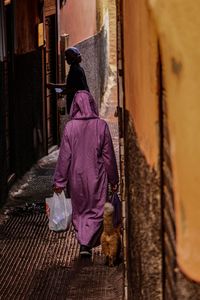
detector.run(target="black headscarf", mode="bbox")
[65,47,82,65]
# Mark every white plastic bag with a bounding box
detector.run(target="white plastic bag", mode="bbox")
[45,191,72,232]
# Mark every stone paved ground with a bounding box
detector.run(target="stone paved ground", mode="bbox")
[0,75,124,300]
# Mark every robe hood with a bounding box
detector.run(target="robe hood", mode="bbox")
[70,90,99,119]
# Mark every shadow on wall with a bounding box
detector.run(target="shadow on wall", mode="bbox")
[76,25,109,108]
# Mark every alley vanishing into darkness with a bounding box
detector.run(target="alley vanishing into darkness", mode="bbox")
[0,75,123,300]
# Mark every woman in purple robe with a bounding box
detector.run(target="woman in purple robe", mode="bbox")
[53,90,119,256]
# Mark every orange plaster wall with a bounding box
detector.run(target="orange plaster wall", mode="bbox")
[123,0,159,168]
[60,0,97,47]
[148,0,200,281]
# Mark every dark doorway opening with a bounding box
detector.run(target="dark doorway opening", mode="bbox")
[5,2,16,185]
[45,15,58,150]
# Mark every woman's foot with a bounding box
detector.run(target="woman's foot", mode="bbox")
[80,245,92,256]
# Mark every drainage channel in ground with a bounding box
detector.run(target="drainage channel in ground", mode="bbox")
[0,206,123,300]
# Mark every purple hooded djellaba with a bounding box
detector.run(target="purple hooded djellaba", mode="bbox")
[53,90,119,247]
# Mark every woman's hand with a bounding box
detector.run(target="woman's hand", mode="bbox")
[53,186,64,194]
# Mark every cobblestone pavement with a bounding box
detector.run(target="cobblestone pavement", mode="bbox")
[0,75,124,300]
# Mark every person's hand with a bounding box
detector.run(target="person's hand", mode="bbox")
[111,184,119,193]
[46,82,53,89]
[53,186,64,194]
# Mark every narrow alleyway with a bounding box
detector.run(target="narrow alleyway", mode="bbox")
[0,75,123,300]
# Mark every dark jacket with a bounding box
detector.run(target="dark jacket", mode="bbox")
[65,63,89,113]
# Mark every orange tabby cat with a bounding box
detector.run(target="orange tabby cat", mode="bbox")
[101,202,121,267]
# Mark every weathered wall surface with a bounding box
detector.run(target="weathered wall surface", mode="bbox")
[125,113,162,300]
[108,0,117,67]
[76,25,108,107]
[60,0,96,46]
[122,0,162,298]
[96,0,108,32]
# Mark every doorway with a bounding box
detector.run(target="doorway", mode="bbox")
[45,14,58,150]
[5,1,16,184]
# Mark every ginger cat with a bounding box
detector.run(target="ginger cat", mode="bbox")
[101,202,121,267]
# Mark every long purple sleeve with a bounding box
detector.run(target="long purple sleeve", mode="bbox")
[102,124,119,186]
[53,128,71,188]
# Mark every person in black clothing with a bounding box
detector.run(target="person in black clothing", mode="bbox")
[47,47,89,114]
